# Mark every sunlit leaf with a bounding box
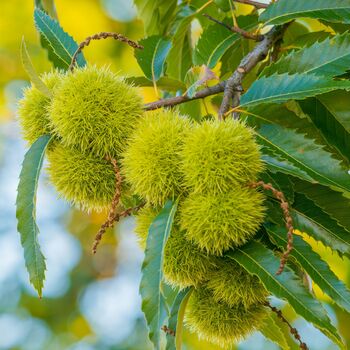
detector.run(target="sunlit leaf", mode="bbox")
[165,287,192,350]
[267,225,350,313]
[21,38,52,97]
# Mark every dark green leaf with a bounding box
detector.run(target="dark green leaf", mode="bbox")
[260,0,350,26]
[34,8,86,70]
[299,92,350,164]
[261,33,350,77]
[241,73,350,107]
[267,225,350,313]
[16,135,52,297]
[245,114,350,194]
[166,287,192,350]
[21,38,51,97]
[293,178,350,231]
[227,241,343,348]
[125,76,186,91]
[135,36,172,82]
[140,200,178,350]
[289,194,350,256]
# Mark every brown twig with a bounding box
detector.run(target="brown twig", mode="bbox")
[264,302,309,350]
[203,14,264,41]
[144,26,283,112]
[92,157,122,254]
[92,201,145,254]
[218,26,283,119]
[69,32,143,71]
[161,325,176,337]
[250,181,294,275]
[234,0,268,8]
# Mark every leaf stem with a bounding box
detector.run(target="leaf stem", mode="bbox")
[203,14,264,41]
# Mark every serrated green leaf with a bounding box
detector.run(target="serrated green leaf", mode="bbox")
[21,38,51,97]
[290,194,350,257]
[16,135,52,297]
[125,76,186,91]
[135,36,172,83]
[34,8,86,70]
[248,103,344,160]
[165,287,192,350]
[245,114,350,194]
[227,241,343,348]
[193,15,258,68]
[299,92,350,164]
[260,314,289,350]
[140,200,178,350]
[260,0,350,26]
[262,33,350,78]
[134,0,177,36]
[267,225,350,313]
[241,73,350,107]
[293,178,350,231]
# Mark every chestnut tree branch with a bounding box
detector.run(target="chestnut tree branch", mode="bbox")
[144,26,283,115]
[203,14,264,41]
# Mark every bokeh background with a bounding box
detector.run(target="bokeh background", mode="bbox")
[1,1,350,349]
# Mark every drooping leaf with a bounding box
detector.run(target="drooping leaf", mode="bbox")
[140,200,178,350]
[166,5,195,80]
[240,73,350,107]
[293,178,350,231]
[245,114,350,194]
[21,38,52,97]
[165,287,192,350]
[267,225,350,313]
[260,314,289,350]
[34,8,86,70]
[125,76,186,91]
[135,36,172,82]
[227,241,343,348]
[260,0,350,26]
[299,92,350,164]
[193,15,258,68]
[261,33,350,78]
[16,135,52,297]
[134,0,177,36]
